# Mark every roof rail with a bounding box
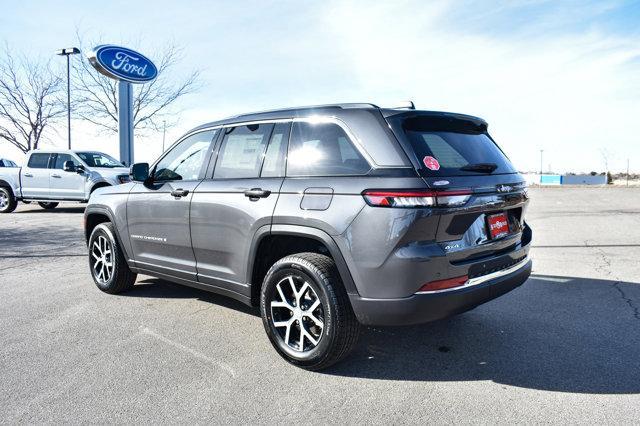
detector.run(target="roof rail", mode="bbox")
[232,102,380,119]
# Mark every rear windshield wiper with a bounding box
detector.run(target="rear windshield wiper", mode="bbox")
[459,163,498,173]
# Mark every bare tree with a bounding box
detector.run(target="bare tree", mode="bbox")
[72,41,200,134]
[0,46,65,153]
[600,147,613,172]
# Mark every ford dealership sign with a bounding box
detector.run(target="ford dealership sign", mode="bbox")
[88,45,157,83]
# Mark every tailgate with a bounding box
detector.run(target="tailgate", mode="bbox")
[385,110,530,261]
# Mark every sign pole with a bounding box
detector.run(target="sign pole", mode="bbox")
[88,45,157,165]
[118,81,134,166]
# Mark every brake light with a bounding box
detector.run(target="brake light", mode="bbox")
[362,189,471,208]
[417,275,468,292]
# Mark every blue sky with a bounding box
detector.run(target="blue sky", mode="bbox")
[1,0,639,172]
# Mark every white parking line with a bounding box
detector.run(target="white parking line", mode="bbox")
[139,326,236,378]
[531,275,572,283]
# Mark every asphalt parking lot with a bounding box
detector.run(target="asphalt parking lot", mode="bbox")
[1,187,639,423]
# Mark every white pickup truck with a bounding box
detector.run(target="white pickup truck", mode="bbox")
[0,150,130,213]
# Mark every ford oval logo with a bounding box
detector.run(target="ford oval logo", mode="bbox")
[88,45,158,84]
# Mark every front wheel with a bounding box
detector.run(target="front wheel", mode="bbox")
[0,187,17,213]
[38,202,59,210]
[88,222,137,294]
[260,253,360,370]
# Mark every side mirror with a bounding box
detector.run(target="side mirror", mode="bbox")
[75,164,86,174]
[63,160,76,172]
[130,163,149,182]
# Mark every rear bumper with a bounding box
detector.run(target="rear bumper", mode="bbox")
[349,258,531,326]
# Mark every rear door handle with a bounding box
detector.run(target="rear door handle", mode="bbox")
[51,174,61,178]
[244,188,271,200]
[170,188,189,198]
[24,173,33,177]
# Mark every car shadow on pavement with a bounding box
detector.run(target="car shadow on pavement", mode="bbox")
[15,206,86,214]
[127,278,260,318]
[324,274,640,395]
[0,225,85,256]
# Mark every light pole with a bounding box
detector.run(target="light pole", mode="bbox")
[627,158,630,187]
[539,149,544,175]
[162,120,166,152]
[56,47,80,149]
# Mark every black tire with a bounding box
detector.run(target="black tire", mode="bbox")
[90,183,111,195]
[260,252,360,370]
[88,222,137,294]
[38,202,59,210]
[0,186,17,213]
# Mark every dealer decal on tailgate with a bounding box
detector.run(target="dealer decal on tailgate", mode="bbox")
[487,213,509,239]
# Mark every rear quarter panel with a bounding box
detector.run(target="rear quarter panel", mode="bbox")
[0,168,21,195]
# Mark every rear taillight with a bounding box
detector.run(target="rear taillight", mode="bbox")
[362,189,471,208]
[417,275,468,292]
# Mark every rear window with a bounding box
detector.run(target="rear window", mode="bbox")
[390,115,516,176]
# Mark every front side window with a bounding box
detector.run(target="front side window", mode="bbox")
[287,122,370,176]
[76,152,123,168]
[54,154,79,169]
[154,130,217,182]
[27,153,50,169]
[214,124,272,179]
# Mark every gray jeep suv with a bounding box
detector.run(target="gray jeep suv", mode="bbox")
[84,103,532,370]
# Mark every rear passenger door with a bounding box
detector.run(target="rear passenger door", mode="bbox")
[21,153,52,199]
[190,122,289,296]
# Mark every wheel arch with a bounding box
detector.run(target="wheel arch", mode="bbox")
[90,181,112,195]
[248,224,358,306]
[84,206,133,265]
[0,179,16,195]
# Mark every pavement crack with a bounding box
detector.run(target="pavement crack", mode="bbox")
[591,242,640,321]
[189,304,214,316]
[611,281,640,321]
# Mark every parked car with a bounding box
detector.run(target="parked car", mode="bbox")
[0,158,18,168]
[84,103,532,370]
[0,150,130,213]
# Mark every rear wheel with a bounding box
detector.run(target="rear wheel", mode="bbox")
[88,222,137,294]
[38,202,59,210]
[260,253,360,370]
[0,187,17,213]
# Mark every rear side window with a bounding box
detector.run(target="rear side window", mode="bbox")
[27,153,50,169]
[214,124,272,179]
[287,122,370,176]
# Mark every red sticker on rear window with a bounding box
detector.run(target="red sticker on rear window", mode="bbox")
[423,156,440,171]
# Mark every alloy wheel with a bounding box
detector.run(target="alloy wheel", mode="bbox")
[270,275,325,352]
[91,235,114,284]
[0,190,8,209]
